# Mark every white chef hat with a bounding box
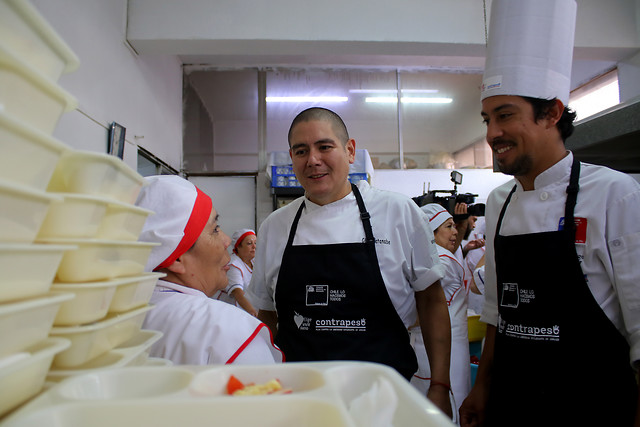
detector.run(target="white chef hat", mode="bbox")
[421,203,453,232]
[480,0,577,105]
[135,175,212,272]
[231,228,256,253]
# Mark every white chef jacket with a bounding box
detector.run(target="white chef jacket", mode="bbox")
[410,244,470,414]
[214,253,252,306]
[143,280,283,365]
[248,180,444,329]
[481,152,640,364]
[464,226,486,316]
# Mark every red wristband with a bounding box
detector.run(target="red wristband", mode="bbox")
[429,380,451,391]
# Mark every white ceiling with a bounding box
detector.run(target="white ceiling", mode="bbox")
[128,0,640,157]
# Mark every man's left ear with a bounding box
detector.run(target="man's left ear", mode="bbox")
[347,138,356,164]
[547,98,565,128]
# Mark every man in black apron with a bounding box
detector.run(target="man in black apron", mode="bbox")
[252,107,453,418]
[459,1,639,424]
[461,96,639,427]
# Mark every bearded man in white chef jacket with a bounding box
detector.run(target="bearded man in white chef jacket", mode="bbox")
[248,107,454,418]
[460,1,640,426]
[135,175,283,365]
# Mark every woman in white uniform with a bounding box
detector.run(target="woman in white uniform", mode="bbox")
[411,204,470,422]
[135,176,283,365]
[215,228,258,317]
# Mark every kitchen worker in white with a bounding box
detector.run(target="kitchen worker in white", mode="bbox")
[411,204,471,421]
[135,175,283,365]
[248,107,453,418]
[214,228,258,317]
[459,1,640,426]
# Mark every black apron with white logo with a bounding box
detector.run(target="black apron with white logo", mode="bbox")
[486,158,637,426]
[274,184,418,379]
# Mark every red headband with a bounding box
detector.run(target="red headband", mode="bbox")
[429,209,449,223]
[156,186,212,269]
[234,231,256,251]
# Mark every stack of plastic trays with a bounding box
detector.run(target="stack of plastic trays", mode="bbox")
[34,149,164,379]
[0,0,82,417]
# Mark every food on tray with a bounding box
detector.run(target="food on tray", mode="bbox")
[225,375,292,396]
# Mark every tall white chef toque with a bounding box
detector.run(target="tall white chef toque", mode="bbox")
[480,0,577,105]
[135,175,212,272]
[421,203,453,232]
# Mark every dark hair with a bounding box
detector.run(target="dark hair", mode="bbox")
[287,107,349,146]
[522,96,577,142]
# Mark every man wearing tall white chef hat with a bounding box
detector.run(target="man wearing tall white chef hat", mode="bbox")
[135,175,283,365]
[459,1,640,426]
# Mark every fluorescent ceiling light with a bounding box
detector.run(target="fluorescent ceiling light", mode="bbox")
[403,97,452,104]
[349,89,438,94]
[365,97,452,104]
[265,96,348,103]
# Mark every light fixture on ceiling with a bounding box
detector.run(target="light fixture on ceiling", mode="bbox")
[365,97,453,104]
[348,89,439,94]
[265,96,348,103]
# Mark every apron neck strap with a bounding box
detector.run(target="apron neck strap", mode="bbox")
[496,185,517,235]
[286,183,375,247]
[351,183,375,243]
[563,156,581,237]
[495,156,581,237]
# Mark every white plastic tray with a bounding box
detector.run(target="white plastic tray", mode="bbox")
[37,193,109,240]
[0,0,79,81]
[50,280,119,326]
[0,337,70,418]
[0,110,69,191]
[2,362,454,427]
[0,45,77,135]
[0,243,75,303]
[96,199,154,241]
[0,178,61,243]
[47,150,146,204]
[46,330,162,383]
[36,238,159,283]
[108,272,165,314]
[0,291,74,358]
[49,305,153,369]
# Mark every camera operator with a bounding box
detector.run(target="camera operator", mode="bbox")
[452,203,485,259]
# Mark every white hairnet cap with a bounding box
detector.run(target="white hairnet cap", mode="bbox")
[135,175,212,272]
[231,228,256,252]
[480,0,577,105]
[421,203,453,232]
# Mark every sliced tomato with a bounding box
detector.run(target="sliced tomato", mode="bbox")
[226,375,245,395]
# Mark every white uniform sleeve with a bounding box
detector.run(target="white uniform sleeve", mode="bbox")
[473,265,486,295]
[405,203,445,292]
[606,187,640,364]
[225,263,244,295]
[247,217,278,311]
[230,324,283,364]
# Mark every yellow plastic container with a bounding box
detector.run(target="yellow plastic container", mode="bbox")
[468,314,487,342]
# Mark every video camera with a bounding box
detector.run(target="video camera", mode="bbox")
[412,171,485,218]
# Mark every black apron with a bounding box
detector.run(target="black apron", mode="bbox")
[274,184,418,379]
[486,158,637,426]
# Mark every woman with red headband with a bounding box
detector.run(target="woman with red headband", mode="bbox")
[135,175,283,365]
[215,228,258,317]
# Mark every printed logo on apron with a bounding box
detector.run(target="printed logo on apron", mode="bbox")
[305,285,329,306]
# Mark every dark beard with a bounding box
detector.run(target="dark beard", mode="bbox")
[496,153,533,177]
